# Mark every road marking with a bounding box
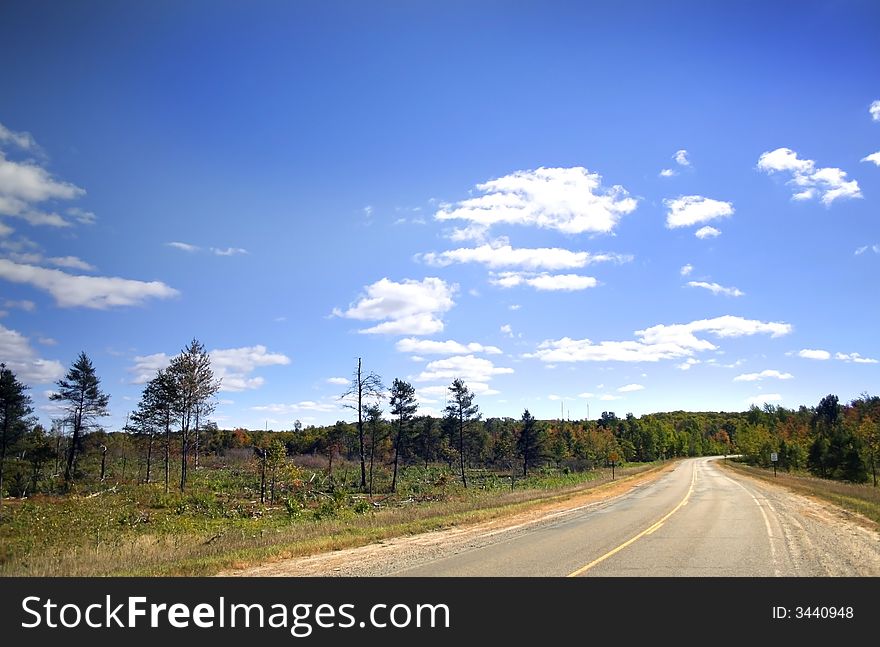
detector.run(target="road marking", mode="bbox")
[566,461,697,577]
[718,468,780,576]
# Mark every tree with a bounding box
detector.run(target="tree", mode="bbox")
[50,352,110,482]
[0,364,33,507]
[167,339,219,491]
[363,403,385,496]
[444,378,480,488]
[341,358,384,490]
[389,378,418,493]
[516,409,545,476]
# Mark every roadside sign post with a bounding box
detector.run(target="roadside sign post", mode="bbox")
[770,452,778,477]
[609,452,619,480]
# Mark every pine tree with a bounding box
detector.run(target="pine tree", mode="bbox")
[389,379,418,493]
[444,378,480,488]
[50,352,109,482]
[0,364,33,507]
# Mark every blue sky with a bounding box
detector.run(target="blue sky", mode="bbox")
[1,0,878,431]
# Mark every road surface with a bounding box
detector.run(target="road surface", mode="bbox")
[229,457,880,576]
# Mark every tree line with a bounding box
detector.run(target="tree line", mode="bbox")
[2,349,878,509]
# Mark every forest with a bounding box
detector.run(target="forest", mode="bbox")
[2,339,878,505]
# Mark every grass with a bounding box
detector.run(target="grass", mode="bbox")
[720,460,880,528]
[0,460,665,576]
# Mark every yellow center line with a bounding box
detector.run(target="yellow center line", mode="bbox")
[566,461,698,577]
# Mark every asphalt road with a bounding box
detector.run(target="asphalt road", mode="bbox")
[390,457,880,576]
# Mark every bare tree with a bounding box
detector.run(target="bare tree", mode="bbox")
[341,358,384,490]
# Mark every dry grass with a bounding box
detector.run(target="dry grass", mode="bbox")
[2,462,666,577]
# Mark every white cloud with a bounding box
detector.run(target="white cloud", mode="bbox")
[67,207,96,225]
[798,348,830,360]
[211,247,248,256]
[434,166,637,235]
[167,241,201,253]
[252,401,341,414]
[676,358,701,370]
[835,352,878,364]
[745,394,782,407]
[0,221,12,237]
[130,345,290,391]
[508,304,521,311]
[0,324,65,383]
[665,195,734,228]
[500,324,513,338]
[335,277,456,336]
[420,239,630,271]
[415,354,513,384]
[687,281,744,297]
[659,169,676,178]
[871,100,880,122]
[363,205,373,218]
[0,259,179,309]
[326,377,350,385]
[446,223,489,242]
[0,150,84,225]
[734,369,793,382]
[396,338,502,355]
[600,394,622,401]
[680,264,694,276]
[577,392,595,398]
[617,383,645,392]
[37,336,57,346]
[129,352,172,384]
[862,152,880,166]
[757,148,861,205]
[210,346,291,392]
[4,299,35,312]
[674,149,691,167]
[527,315,791,364]
[695,226,721,239]
[490,272,598,291]
[47,255,95,271]
[0,123,37,150]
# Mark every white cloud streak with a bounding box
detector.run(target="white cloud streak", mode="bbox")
[665,195,734,228]
[695,226,721,239]
[757,148,862,205]
[415,354,513,384]
[334,277,457,336]
[733,369,793,382]
[420,239,630,271]
[0,324,65,383]
[0,259,179,309]
[798,348,830,360]
[396,338,502,355]
[687,281,744,297]
[434,166,637,235]
[490,272,598,291]
[527,315,791,364]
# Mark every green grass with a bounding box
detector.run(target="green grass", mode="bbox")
[0,461,664,576]
[720,460,880,527]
